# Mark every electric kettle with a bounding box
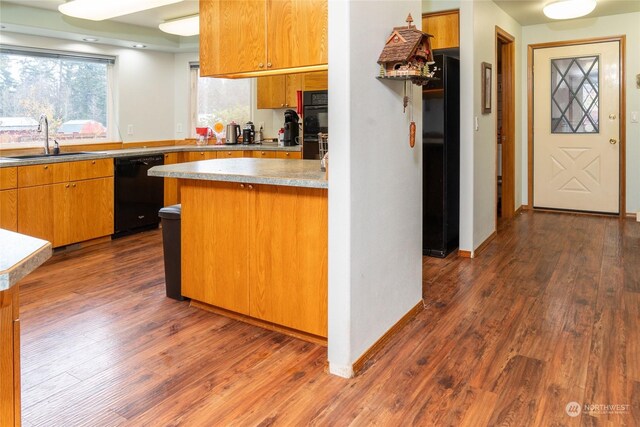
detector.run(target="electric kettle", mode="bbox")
[225,122,241,145]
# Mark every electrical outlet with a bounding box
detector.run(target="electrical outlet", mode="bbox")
[258,121,265,130]
[176,123,183,133]
[127,124,134,135]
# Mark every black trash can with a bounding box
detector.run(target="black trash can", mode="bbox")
[158,204,186,301]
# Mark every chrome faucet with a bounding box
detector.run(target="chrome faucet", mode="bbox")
[37,114,50,155]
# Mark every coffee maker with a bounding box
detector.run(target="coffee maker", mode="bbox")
[283,109,300,146]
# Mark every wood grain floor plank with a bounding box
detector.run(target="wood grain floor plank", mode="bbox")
[16,212,639,425]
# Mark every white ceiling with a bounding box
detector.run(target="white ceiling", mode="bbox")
[2,0,199,29]
[493,0,640,26]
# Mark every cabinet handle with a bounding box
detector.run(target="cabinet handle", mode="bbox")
[44,165,48,170]
[72,183,76,188]
[240,183,245,188]
[281,103,285,107]
[258,63,264,68]
[200,152,204,155]
[261,152,265,155]
[286,152,290,156]
[267,62,272,68]
[65,184,70,188]
[248,184,253,190]
[92,160,96,164]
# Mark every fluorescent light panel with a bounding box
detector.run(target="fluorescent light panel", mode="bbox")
[59,0,184,21]
[543,0,597,20]
[159,15,199,36]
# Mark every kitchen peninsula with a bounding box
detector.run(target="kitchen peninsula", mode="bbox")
[149,158,328,342]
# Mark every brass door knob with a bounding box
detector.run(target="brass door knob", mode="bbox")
[609,138,617,145]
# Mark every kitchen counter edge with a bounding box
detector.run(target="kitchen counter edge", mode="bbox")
[149,158,328,189]
[0,229,52,291]
[0,144,301,167]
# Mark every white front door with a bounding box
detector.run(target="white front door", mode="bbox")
[533,41,620,214]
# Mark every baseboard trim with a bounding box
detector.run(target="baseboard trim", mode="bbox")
[473,231,497,258]
[625,212,638,221]
[514,205,525,215]
[457,230,497,259]
[190,300,327,346]
[351,300,424,376]
[458,250,472,258]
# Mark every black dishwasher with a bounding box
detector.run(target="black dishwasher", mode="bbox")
[114,155,164,238]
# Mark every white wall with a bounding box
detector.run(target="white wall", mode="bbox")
[522,12,640,214]
[328,0,423,377]
[471,1,522,248]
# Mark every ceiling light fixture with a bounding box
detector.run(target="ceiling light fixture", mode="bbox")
[132,44,147,48]
[159,14,199,36]
[59,0,183,21]
[83,37,99,42]
[543,0,597,20]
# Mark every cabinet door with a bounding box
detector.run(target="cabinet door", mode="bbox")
[266,0,328,69]
[422,10,459,50]
[181,180,250,314]
[17,163,69,188]
[67,177,114,245]
[249,185,328,337]
[285,74,302,108]
[200,0,267,76]
[163,153,180,206]
[17,184,55,244]
[302,71,328,91]
[0,189,17,232]
[257,75,286,109]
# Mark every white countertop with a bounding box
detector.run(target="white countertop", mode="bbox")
[0,229,52,291]
[149,158,328,189]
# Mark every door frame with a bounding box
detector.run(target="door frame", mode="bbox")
[495,26,516,226]
[527,36,626,216]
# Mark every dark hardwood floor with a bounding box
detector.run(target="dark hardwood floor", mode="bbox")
[17,211,639,426]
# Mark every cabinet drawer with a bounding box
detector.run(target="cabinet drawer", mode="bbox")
[0,189,17,231]
[275,151,302,159]
[183,151,216,162]
[251,151,276,159]
[0,167,17,190]
[68,158,113,181]
[17,163,69,187]
[217,150,244,159]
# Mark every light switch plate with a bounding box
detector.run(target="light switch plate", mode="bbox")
[176,123,183,133]
[127,124,134,135]
[631,111,638,123]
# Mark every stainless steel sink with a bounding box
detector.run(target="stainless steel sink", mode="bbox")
[3,152,94,160]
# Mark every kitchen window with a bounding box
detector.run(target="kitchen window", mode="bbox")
[190,63,251,137]
[0,47,115,146]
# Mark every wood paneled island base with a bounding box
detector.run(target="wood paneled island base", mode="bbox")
[180,179,328,341]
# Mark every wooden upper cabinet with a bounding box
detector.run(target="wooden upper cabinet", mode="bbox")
[303,71,328,91]
[257,74,302,109]
[266,0,328,70]
[200,0,327,77]
[200,0,266,76]
[422,10,459,50]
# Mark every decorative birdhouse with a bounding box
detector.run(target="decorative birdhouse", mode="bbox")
[377,14,436,85]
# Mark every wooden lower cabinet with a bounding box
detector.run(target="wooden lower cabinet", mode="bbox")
[0,285,20,427]
[252,150,277,159]
[276,151,302,159]
[217,150,244,159]
[182,151,217,162]
[249,185,328,336]
[180,179,327,337]
[0,189,17,232]
[181,180,250,314]
[163,153,180,206]
[18,177,113,248]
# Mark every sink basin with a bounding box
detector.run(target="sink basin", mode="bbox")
[4,152,94,160]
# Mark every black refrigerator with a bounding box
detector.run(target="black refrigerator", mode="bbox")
[423,54,460,257]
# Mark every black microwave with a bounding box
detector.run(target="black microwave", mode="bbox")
[302,90,328,159]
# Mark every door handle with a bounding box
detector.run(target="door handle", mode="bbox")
[609,138,617,145]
